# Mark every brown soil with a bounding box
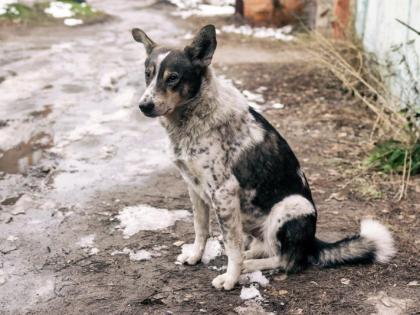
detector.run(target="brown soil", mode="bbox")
[0,2,419,315]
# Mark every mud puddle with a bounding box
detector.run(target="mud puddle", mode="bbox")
[0,132,53,174]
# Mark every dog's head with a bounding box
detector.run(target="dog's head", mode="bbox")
[131,25,217,118]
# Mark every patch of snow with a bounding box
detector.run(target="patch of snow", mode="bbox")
[240,285,262,300]
[0,0,16,16]
[240,271,269,287]
[272,103,284,109]
[340,278,350,285]
[116,204,191,238]
[256,86,268,93]
[77,234,95,248]
[172,4,234,19]
[221,24,294,42]
[6,236,18,242]
[111,247,153,261]
[209,265,227,271]
[64,18,83,26]
[179,237,223,264]
[44,1,74,18]
[169,0,234,19]
[89,247,99,255]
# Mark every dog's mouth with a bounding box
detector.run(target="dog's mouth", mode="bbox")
[142,108,171,118]
[142,111,158,118]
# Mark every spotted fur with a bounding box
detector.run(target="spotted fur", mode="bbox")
[131,25,396,290]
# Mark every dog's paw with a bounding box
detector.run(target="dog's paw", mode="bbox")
[242,259,260,273]
[177,252,201,265]
[212,273,237,290]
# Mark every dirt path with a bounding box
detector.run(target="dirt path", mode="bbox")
[0,1,419,314]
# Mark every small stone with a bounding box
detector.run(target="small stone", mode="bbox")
[274,274,288,281]
[407,281,419,286]
[278,290,288,295]
[173,240,184,247]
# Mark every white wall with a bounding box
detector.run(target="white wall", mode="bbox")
[355,0,419,116]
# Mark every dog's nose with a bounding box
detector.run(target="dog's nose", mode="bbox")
[139,101,155,114]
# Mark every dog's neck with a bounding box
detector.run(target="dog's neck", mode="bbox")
[160,67,247,149]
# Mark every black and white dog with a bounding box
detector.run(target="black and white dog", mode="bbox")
[131,25,395,290]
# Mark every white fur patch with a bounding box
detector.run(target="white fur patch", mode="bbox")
[263,195,315,256]
[360,219,395,263]
[139,52,170,103]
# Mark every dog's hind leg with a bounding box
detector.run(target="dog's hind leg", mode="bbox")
[245,195,317,273]
[177,187,210,265]
[244,238,266,259]
[242,256,284,273]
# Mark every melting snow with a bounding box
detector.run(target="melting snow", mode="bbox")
[77,234,99,255]
[240,271,269,287]
[64,18,83,26]
[116,205,191,238]
[179,237,223,264]
[240,285,262,300]
[272,103,285,109]
[44,1,74,18]
[112,247,153,261]
[0,0,16,15]
[222,24,294,42]
[169,0,234,19]
[172,4,234,19]
[77,234,95,248]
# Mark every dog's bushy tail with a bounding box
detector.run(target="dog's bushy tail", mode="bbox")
[311,219,395,267]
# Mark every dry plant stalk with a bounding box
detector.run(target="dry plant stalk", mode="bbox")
[308,31,416,200]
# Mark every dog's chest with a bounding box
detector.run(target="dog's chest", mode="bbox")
[171,138,227,200]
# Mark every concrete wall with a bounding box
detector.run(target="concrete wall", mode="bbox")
[355,0,420,115]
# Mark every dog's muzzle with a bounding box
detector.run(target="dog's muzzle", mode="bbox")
[139,101,156,117]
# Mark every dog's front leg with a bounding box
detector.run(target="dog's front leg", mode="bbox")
[211,179,243,290]
[177,186,210,265]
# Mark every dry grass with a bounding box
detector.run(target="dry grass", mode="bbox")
[307,31,419,200]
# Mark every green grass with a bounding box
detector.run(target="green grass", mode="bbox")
[0,3,36,21]
[365,140,420,175]
[0,1,107,26]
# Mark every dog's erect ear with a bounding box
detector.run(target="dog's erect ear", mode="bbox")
[184,25,217,68]
[132,28,156,55]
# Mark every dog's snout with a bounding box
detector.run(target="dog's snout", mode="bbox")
[139,101,155,114]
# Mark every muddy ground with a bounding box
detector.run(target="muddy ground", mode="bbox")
[0,1,419,314]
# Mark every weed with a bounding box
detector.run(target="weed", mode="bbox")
[365,140,420,175]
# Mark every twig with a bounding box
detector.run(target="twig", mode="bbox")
[396,18,420,36]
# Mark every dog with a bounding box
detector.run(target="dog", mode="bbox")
[131,24,395,290]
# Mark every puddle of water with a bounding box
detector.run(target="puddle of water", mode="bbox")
[0,133,53,174]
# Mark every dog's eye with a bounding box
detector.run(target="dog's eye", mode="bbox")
[167,73,179,84]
